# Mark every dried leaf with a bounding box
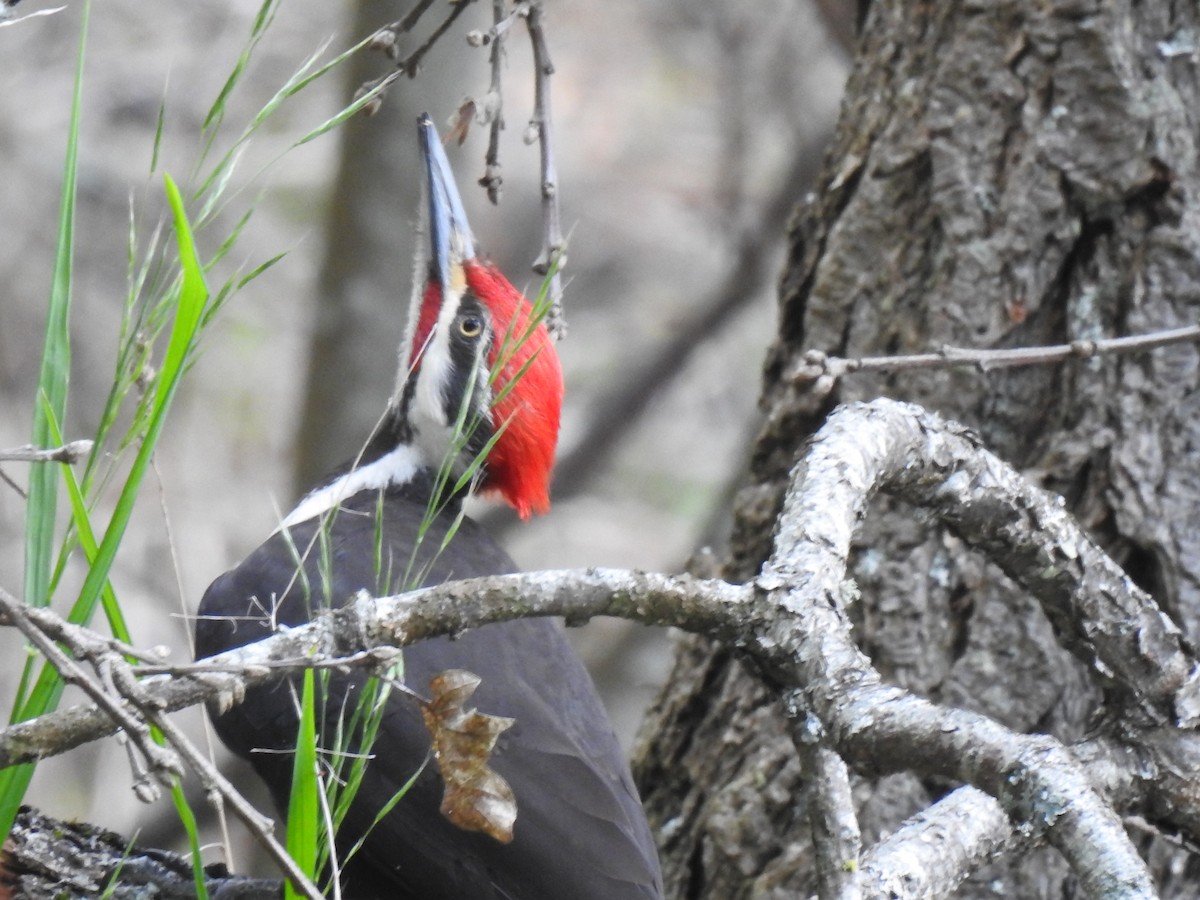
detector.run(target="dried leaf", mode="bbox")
[420,669,517,843]
[446,98,476,146]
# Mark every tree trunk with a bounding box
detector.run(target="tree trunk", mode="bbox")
[635,2,1200,897]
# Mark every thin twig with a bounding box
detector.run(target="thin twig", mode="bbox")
[469,0,528,45]
[0,594,309,886]
[139,702,323,900]
[0,603,166,664]
[524,0,566,338]
[397,0,477,77]
[0,468,26,499]
[0,588,181,792]
[359,0,472,109]
[475,0,516,204]
[154,454,240,867]
[316,764,344,900]
[0,440,93,464]
[396,0,439,34]
[789,323,1200,390]
[503,133,824,521]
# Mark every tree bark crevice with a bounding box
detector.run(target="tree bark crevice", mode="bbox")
[636,1,1200,897]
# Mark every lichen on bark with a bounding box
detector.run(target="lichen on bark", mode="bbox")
[634,2,1200,897]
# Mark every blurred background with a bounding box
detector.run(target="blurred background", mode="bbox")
[0,0,848,867]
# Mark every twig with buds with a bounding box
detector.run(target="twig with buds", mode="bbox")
[524,0,566,339]
[359,0,567,336]
[471,0,524,204]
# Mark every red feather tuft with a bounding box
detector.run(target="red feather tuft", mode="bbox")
[409,266,562,519]
[466,262,563,518]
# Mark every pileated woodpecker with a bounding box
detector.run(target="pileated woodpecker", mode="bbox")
[195,116,663,899]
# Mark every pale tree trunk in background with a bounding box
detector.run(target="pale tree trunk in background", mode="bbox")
[635,2,1200,897]
[291,0,464,494]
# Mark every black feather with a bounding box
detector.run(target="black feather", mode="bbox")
[195,488,663,899]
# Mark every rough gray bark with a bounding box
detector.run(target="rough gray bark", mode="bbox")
[0,807,279,899]
[10,397,1197,897]
[635,1,1200,897]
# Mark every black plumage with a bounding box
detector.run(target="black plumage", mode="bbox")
[195,486,663,899]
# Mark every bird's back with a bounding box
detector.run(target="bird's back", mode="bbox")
[195,486,662,899]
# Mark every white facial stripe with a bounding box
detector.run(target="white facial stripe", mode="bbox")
[414,303,455,428]
[277,443,424,530]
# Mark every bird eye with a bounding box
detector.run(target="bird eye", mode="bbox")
[458,315,483,338]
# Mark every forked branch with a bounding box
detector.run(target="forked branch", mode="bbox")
[1,399,1195,898]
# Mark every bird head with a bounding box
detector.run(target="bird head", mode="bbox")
[397,115,563,519]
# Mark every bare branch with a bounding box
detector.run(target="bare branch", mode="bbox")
[788,696,861,900]
[860,785,1020,896]
[394,0,439,36]
[2,400,1195,894]
[397,0,477,77]
[468,0,528,46]
[524,0,565,338]
[849,400,1200,727]
[358,0,477,109]
[0,589,323,898]
[788,324,1200,394]
[0,588,181,797]
[475,0,518,204]
[0,572,753,771]
[857,723,1200,896]
[0,439,93,463]
[763,399,1164,897]
[368,0,438,57]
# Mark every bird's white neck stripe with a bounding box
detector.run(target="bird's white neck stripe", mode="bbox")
[277,443,425,530]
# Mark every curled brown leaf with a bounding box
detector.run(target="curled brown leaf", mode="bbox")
[419,669,517,843]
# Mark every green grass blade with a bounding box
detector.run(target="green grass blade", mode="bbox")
[170,777,211,900]
[0,171,210,842]
[21,0,91,618]
[341,759,427,865]
[290,35,388,148]
[43,407,131,643]
[150,84,168,175]
[200,0,281,138]
[157,174,209,386]
[286,670,321,899]
[0,0,92,841]
[54,171,206,628]
[292,81,387,148]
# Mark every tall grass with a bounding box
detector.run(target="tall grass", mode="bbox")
[11,0,553,893]
[7,0,381,887]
